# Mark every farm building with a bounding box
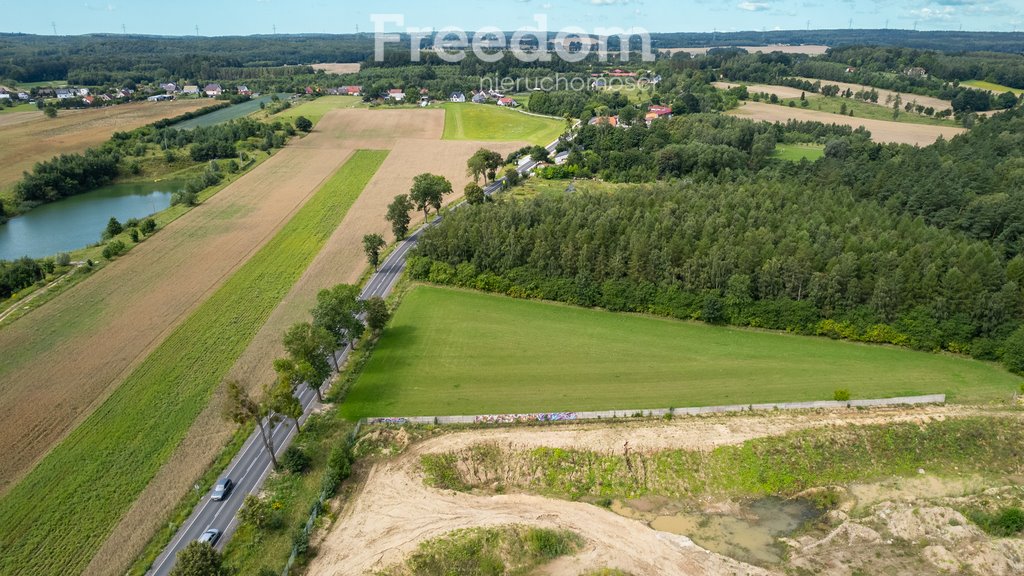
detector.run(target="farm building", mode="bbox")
[450,91,466,102]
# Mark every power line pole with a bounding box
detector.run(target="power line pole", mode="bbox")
[51,21,57,35]
[272,24,276,35]
[122,23,126,35]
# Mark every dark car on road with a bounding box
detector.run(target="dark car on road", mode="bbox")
[197,528,220,545]
[211,478,233,501]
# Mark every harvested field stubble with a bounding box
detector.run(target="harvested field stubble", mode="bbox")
[0,149,387,576]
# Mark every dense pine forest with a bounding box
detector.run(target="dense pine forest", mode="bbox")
[410,107,1024,371]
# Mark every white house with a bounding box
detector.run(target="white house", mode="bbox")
[183,85,200,95]
[56,88,76,100]
[0,91,9,100]
[386,88,406,102]
[471,91,487,104]
[204,84,223,97]
[497,97,518,108]
[450,92,466,103]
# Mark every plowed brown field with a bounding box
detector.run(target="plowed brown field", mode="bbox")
[729,101,966,145]
[0,100,212,194]
[84,108,528,575]
[0,117,358,496]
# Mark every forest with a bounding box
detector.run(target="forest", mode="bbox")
[409,107,1024,372]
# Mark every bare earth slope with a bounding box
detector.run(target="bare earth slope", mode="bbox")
[729,101,966,145]
[0,123,354,494]
[310,406,975,575]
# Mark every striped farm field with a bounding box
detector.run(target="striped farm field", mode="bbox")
[442,103,565,145]
[0,150,388,575]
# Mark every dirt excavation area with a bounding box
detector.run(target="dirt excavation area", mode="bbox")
[0,99,211,193]
[729,101,966,145]
[310,406,1024,575]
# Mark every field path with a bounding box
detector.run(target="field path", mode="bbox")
[0,127,354,495]
[0,100,212,193]
[84,108,525,575]
[311,406,984,575]
[729,101,966,145]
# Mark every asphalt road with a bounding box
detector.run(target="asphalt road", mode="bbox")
[147,136,561,575]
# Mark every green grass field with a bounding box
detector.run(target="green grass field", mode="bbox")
[773,143,825,162]
[0,102,36,114]
[274,95,364,125]
[800,95,956,126]
[0,150,388,576]
[961,80,1023,96]
[442,103,566,145]
[341,286,1021,419]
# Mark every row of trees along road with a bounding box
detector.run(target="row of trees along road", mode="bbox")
[224,283,390,467]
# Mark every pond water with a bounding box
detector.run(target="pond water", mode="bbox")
[615,497,820,567]
[173,94,292,129]
[0,179,185,260]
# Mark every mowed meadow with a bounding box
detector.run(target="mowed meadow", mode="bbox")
[0,150,388,576]
[441,102,566,145]
[342,286,1021,419]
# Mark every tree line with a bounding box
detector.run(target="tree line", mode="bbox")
[408,181,1024,372]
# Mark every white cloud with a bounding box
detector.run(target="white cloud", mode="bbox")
[910,6,957,21]
[738,1,771,11]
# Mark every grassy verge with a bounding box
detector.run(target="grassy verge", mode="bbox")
[0,151,273,329]
[422,416,1024,501]
[773,143,825,162]
[220,410,355,575]
[341,286,1020,420]
[441,103,566,145]
[0,102,36,114]
[0,150,388,575]
[377,525,582,576]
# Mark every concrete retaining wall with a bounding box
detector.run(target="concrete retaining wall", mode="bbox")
[364,394,945,426]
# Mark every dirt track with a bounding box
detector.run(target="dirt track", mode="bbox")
[84,109,527,575]
[310,406,976,575]
[729,101,966,145]
[0,100,211,193]
[312,63,361,74]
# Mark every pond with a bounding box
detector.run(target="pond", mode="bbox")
[173,94,292,129]
[614,497,821,567]
[0,179,185,260]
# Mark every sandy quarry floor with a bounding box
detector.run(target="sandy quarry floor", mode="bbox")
[310,405,989,575]
[0,100,211,193]
[84,108,528,575]
[729,101,966,145]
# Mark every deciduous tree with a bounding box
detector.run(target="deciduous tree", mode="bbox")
[362,233,386,271]
[409,173,453,219]
[386,194,413,240]
[224,380,278,468]
[169,541,228,576]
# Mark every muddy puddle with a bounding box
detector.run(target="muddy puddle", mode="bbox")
[613,497,820,566]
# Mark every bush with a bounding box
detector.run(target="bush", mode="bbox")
[968,507,1024,537]
[282,446,311,475]
[833,389,851,402]
[1002,326,1024,374]
[55,253,72,267]
[101,240,127,260]
[140,218,157,235]
[291,526,310,557]
[171,190,198,207]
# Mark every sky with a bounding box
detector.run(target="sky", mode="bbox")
[2,0,1021,36]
